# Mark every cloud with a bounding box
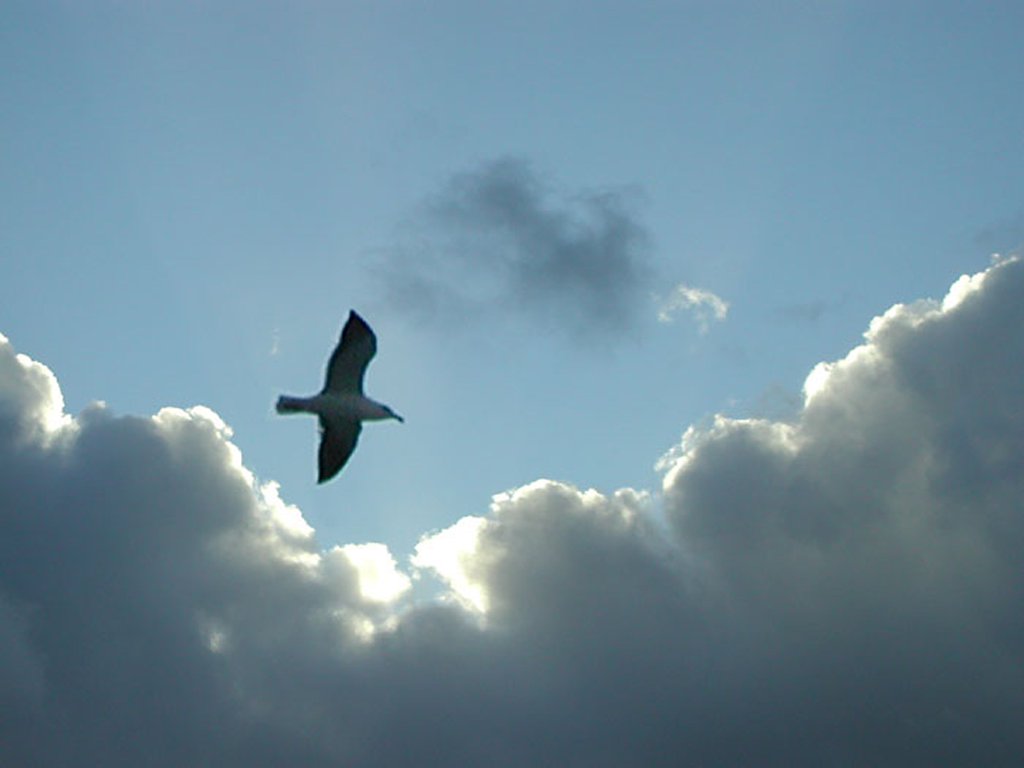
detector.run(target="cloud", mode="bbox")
[338,542,412,604]
[2,257,1024,764]
[373,157,656,339]
[655,283,729,332]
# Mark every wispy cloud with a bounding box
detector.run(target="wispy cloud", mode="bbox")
[377,158,737,340]
[655,283,729,332]
[374,156,654,339]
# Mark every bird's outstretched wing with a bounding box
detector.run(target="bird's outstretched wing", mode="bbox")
[318,417,362,484]
[323,311,377,394]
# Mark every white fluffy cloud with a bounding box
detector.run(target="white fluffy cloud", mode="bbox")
[2,257,1023,765]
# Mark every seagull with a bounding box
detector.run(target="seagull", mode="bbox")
[276,311,403,483]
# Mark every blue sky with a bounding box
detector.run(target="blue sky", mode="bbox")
[5,2,1020,551]
[3,4,1024,763]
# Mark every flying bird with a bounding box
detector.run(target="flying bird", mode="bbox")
[276,311,403,483]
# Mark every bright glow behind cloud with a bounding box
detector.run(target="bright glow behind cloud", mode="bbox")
[412,515,490,613]
[338,543,411,604]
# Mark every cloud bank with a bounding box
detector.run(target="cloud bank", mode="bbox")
[2,257,1024,765]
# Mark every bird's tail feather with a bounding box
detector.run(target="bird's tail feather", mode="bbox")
[276,395,306,414]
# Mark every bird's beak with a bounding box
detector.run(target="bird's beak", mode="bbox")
[394,413,405,423]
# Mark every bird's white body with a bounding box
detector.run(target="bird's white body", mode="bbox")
[277,393,396,422]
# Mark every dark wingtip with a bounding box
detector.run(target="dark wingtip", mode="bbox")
[341,309,374,344]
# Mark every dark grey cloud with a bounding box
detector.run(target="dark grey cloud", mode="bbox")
[372,157,655,339]
[2,257,1024,765]
[655,261,1024,762]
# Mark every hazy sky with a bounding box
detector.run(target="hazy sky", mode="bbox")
[3,2,1023,764]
